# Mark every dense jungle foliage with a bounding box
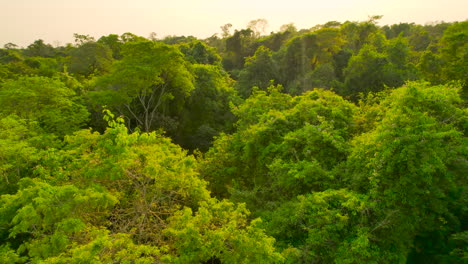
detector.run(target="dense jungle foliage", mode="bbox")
[0,18,467,263]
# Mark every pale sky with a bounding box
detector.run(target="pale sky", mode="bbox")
[1,0,467,47]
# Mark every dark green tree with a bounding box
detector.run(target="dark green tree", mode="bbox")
[23,39,56,58]
[68,42,114,77]
[236,45,278,98]
[175,64,238,151]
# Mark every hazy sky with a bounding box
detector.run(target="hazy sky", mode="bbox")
[2,0,467,47]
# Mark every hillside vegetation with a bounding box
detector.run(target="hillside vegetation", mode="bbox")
[0,18,466,263]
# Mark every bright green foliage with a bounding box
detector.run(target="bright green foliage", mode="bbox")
[0,116,46,194]
[202,86,291,197]
[0,178,117,261]
[90,40,194,132]
[1,114,282,263]
[0,244,26,263]
[1,21,467,263]
[347,82,467,261]
[203,86,356,205]
[265,189,382,263]
[41,230,161,264]
[41,118,210,244]
[0,76,89,137]
[164,199,283,264]
[61,116,284,261]
[201,87,362,262]
[203,81,466,262]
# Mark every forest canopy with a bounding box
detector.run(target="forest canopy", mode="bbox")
[0,18,467,263]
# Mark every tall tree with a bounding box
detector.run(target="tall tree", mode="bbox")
[90,40,194,132]
[347,82,467,262]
